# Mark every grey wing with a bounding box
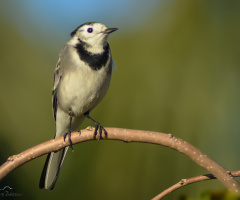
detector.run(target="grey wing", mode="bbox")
[52,46,67,121]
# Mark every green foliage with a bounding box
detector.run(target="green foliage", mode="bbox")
[201,190,240,200]
[178,190,240,200]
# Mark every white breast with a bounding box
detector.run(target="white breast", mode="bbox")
[57,48,111,116]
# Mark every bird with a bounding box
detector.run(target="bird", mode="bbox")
[39,22,118,190]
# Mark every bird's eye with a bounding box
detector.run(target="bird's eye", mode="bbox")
[87,28,93,33]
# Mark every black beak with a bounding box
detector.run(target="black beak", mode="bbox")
[105,28,118,34]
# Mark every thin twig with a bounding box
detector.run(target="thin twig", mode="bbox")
[152,171,240,200]
[0,127,239,195]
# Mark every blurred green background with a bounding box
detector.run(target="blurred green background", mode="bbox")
[1,0,240,199]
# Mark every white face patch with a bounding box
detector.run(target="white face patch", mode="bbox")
[73,23,109,53]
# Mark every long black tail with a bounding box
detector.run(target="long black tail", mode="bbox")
[39,147,68,190]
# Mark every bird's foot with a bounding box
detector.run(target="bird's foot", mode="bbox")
[94,123,107,142]
[63,131,74,151]
[84,111,107,142]
[63,129,81,151]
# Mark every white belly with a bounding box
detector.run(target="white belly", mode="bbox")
[57,66,111,116]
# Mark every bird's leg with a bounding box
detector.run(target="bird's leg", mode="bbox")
[84,111,107,141]
[63,111,74,150]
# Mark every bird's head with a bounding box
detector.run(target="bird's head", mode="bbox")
[69,22,118,54]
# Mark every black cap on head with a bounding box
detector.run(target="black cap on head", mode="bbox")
[70,22,96,37]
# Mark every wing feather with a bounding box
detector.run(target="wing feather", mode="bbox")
[52,46,67,121]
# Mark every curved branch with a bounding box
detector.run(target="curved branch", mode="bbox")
[0,127,239,195]
[152,171,240,200]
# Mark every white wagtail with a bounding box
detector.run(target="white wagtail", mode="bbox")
[39,22,118,190]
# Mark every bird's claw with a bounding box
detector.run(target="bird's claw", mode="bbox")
[63,131,73,150]
[94,123,107,142]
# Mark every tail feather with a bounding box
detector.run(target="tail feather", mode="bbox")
[39,147,69,190]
